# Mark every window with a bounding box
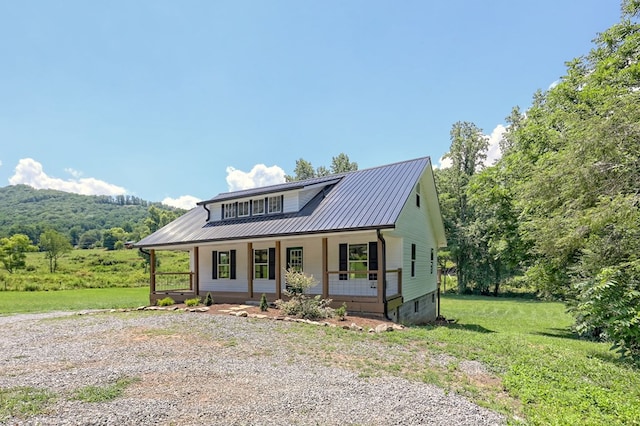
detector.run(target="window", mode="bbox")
[268,195,282,214]
[430,248,434,274]
[218,251,230,278]
[349,244,368,279]
[339,242,377,280]
[414,300,419,313]
[223,202,236,219]
[253,198,265,215]
[238,201,250,217]
[212,250,235,279]
[411,244,416,277]
[254,249,270,279]
[287,247,303,272]
[416,182,421,207]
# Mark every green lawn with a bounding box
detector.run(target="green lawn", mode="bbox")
[421,295,640,425]
[0,287,149,314]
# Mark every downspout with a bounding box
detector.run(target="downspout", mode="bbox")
[377,229,392,321]
[202,203,211,222]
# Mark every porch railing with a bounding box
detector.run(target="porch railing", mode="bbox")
[327,269,401,298]
[153,272,194,292]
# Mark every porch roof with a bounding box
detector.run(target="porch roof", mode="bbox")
[136,157,435,248]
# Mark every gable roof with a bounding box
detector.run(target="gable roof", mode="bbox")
[136,157,441,248]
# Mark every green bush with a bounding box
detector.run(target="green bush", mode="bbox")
[335,302,347,320]
[259,293,268,311]
[184,297,200,307]
[157,297,175,307]
[275,269,334,320]
[204,292,213,306]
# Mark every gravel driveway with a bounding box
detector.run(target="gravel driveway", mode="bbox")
[0,311,505,425]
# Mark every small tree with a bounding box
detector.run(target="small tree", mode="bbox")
[276,269,334,320]
[39,229,72,273]
[259,293,269,311]
[0,234,38,273]
[204,292,214,306]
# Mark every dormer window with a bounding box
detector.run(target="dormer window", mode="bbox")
[253,198,265,215]
[268,195,282,214]
[238,201,250,217]
[223,202,236,219]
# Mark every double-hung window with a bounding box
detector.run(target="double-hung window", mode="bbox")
[253,198,265,215]
[349,244,368,279]
[411,244,417,277]
[267,196,282,214]
[218,251,230,278]
[254,249,269,279]
[223,202,236,219]
[238,201,250,217]
[212,250,236,280]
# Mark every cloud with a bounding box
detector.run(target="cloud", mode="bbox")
[484,124,506,167]
[162,195,202,210]
[9,158,127,196]
[435,124,506,170]
[226,164,286,192]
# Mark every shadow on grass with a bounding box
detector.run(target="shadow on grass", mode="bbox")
[533,327,579,340]
[443,323,495,333]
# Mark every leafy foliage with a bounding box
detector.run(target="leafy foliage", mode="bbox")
[39,229,72,272]
[275,269,334,320]
[0,234,38,273]
[285,153,358,181]
[0,184,184,246]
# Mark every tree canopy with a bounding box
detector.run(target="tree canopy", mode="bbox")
[285,153,358,181]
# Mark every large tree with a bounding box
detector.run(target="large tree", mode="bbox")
[0,234,38,273]
[285,153,358,181]
[436,121,488,293]
[39,229,72,273]
[499,2,640,359]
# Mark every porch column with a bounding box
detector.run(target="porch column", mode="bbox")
[247,242,253,298]
[377,238,383,305]
[275,240,282,299]
[322,237,328,298]
[149,249,156,304]
[193,246,199,296]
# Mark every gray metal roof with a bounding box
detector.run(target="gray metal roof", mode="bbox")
[136,157,432,248]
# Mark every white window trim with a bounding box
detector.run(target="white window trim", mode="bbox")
[223,203,236,219]
[238,201,250,217]
[268,196,282,214]
[253,198,265,215]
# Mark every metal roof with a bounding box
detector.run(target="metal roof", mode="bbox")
[136,157,433,248]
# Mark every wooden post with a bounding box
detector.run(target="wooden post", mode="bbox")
[247,242,253,298]
[193,246,199,296]
[322,237,328,298]
[149,249,156,304]
[275,240,282,299]
[377,238,383,305]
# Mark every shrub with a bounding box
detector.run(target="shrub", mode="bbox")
[259,293,269,311]
[184,297,200,307]
[275,269,334,320]
[157,297,175,307]
[204,292,213,306]
[335,302,347,320]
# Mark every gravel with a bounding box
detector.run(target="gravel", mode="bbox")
[0,311,505,425]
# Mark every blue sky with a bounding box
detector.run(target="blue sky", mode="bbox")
[0,1,621,209]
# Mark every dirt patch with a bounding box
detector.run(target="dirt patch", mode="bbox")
[178,303,399,331]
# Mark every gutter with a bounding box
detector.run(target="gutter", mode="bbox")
[202,203,211,222]
[377,229,392,321]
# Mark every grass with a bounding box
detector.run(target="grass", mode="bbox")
[0,248,189,291]
[0,387,56,421]
[0,287,149,314]
[71,377,139,403]
[276,295,640,425]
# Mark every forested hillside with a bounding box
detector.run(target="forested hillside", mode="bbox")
[436,1,639,360]
[0,184,185,246]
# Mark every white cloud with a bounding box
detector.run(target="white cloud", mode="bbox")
[225,164,286,192]
[64,167,82,178]
[9,158,127,196]
[435,124,506,169]
[162,195,201,210]
[484,124,506,167]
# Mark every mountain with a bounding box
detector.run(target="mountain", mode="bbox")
[0,184,184,245]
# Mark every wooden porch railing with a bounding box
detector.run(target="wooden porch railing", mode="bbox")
[153,272,194,292]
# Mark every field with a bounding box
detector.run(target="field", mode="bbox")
[1,251,639,424]
[0,248,189,291]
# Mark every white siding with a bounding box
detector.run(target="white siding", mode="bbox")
[282,193,297,214]
[388,171,439,301]
[297,187,322,210]
[199,243,248,292]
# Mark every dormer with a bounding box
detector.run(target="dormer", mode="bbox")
[198,176,343,223]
